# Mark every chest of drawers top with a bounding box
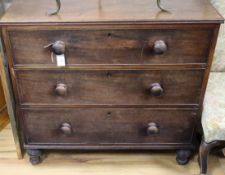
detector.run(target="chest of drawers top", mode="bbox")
[0,0,223,25]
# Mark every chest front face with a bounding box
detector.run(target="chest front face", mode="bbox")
[0,0,223,164]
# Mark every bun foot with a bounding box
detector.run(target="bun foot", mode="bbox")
[30,156,41,165]
[26,149,42,165]
[176,149,192,165]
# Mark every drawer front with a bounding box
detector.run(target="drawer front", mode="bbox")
[8,28,212,65]
[16,69,204,105]
[21,108,196,145]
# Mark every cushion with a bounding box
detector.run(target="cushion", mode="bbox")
[210,0,225,72]
[202,72,225,143]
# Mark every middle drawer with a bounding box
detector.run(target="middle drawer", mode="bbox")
[15,69,204,106]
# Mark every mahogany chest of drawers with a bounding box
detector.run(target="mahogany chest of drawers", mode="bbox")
[0,0,223,165]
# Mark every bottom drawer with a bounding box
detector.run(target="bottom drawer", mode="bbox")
[21,108,196,145]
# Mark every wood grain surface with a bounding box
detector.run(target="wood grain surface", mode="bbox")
[0,0,223,24]
[21,108,195,145]
[15,69,204,106]
[8,27,212,65]
[0,125,224,175]
[0,0,223,163]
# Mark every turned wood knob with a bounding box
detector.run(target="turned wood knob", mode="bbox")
[60,123,72,136]
[147,123,159,135]
[149,83,164,96]
[153,40,167,54]
[55,83,67,96]
[52,41,65,55]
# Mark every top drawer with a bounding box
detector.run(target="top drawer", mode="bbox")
[7,27,212,66]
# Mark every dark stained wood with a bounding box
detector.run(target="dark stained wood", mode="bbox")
[55,83,67,96]
[51,41,66,55]
[15,69,204,106]
[60,123,73,136]
[0,0,223,165]
[199,139,225,174]
[8,27,213,65]
[147,122,160,135]
[21,108,196,145]
[149,83,164,97]
[0,0,223,25]
[26,149,42,165]
[24,143,195,150]
[176,149,193,165]
[152,40,168,54]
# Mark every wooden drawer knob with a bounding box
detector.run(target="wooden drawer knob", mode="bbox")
[52,41,65,55]
[55,83,67,96]
[153,40,167,54]
[147,122,159,135]
[60,123,72,136]
[149,83,164,96]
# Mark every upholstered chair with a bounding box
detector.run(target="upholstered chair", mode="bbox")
[199,0,225,174]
